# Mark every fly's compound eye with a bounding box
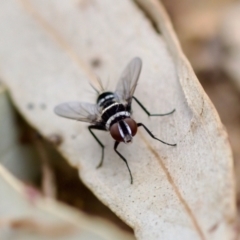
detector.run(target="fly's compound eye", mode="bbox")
[110,122,123,142]
[110,118,138,143]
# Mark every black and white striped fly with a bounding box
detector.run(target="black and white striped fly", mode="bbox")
[54,57,176,184]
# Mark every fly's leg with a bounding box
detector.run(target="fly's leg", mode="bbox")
[114,141,133,184]
[137,123,176,146]
[88,125,106,168]
[132,96,175,116]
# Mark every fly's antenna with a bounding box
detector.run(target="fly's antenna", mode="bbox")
[89,82,100,94]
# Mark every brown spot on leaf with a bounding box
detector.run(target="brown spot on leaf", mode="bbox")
[40,103,47,109]
[78,0,96,9]
[27,103,34,110]
[208,222,219,233]
[48,134,63,146]
[24,185,41,205]
[90,58,101,68]
[10,218,77,237]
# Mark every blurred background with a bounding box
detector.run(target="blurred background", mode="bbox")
[162,0,240,204]
[1,0,240,238]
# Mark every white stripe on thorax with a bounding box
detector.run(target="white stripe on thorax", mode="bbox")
[98,94,114,106]
[101,102,119,115]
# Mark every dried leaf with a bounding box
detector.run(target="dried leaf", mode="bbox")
[0,85,41,182]
[0,0,237,239]
[219,2,240,90]
[161,0,235,71]
[0,164,134,240]
[219,2,240,208]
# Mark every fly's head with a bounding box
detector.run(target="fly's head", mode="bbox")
[110,118,137,143]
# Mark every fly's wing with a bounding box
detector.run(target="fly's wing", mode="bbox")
[54,102,100,124]
[114,57,142,104]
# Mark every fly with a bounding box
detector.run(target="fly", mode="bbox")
[54,57,176,184]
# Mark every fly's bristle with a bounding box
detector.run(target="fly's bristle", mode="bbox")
[89,82,100,94]
[105,76,110,91]
[97,77,105,92]
[89,77,105,95]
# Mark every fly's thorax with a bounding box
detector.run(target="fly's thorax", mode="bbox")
[110,118,137,143]
[102,102,125,121]
[97,92,115,107]
[98,92,133,131]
